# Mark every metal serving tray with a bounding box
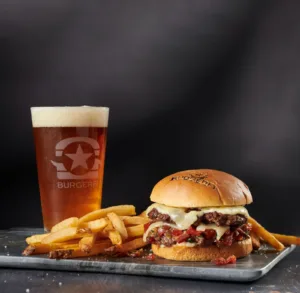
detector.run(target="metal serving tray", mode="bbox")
[0,228,295,282]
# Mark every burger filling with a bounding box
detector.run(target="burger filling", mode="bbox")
[143,204,252,247]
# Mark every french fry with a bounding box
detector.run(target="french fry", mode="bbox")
[23,244,50,255]
[120,216,150,226]
[272,233,300,246]
[49,242,111,259]
[95,239,112,245]
[103,219,114,231]
[250,231,261,250]
[26,233,50,245]
[79,235,96,253]
[248,217,285,251]
[78,222,89,229]
[87,218,108,233]
[23,242,79,256]
[106,237,147,254]
[51,217,78,233]
[81,219,110,231]
[42,228,76,244]
[42,227,91,244]
[139,210,147,218]
[127,224,144,238]
[107,230,122,245]
[107,212,128,240]
[78,205,136,225]
[96,219,114,239]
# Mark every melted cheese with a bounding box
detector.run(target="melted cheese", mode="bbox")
[146,203,249,230]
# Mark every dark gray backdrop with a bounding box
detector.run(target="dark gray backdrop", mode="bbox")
[1,0,299,234]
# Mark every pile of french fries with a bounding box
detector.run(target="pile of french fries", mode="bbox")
[23,205,150,259]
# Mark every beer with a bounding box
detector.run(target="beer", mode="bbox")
[31,107,109,231]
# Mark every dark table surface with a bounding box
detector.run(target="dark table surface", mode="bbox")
[0,247,299,293]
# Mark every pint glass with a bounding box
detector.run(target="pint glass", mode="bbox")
[31,106,109,231]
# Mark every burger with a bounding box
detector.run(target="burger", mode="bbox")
[143,169,253,261]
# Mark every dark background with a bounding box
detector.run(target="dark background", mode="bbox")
[0,0,299,234]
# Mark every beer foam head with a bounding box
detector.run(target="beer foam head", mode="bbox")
[31,106,109,127]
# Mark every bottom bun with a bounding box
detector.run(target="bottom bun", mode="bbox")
[152,238,252,261]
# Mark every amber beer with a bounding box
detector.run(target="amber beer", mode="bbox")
[31,107,109,231]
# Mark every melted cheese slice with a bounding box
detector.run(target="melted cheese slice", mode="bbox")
[145,203,249,230]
